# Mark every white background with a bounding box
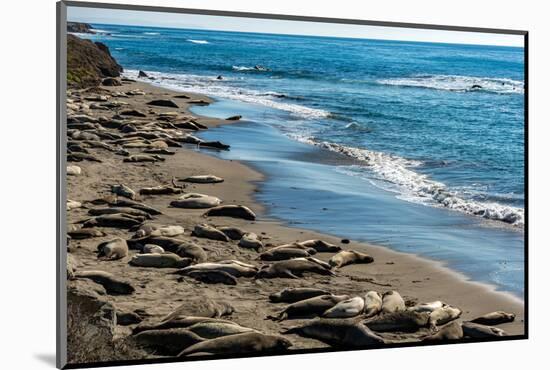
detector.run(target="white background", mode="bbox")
[0,0,547,368]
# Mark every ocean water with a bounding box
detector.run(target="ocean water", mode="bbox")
[72,24,525,297]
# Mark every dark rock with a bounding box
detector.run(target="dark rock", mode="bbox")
[200,141,230,150]
[226,115,242,121]
[341,239,350,244]
[67,35,122,88]
[101,77,122,86]
[138,70,149,78]
[216,75,223,80]
[67,22,95,34]
[146,99,179,108]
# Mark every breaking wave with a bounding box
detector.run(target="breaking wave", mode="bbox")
[187,39,209,44]
[125,69,329,119]
[289,135,524,227]
[377,74,524,94]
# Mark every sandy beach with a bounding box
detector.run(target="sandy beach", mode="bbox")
[65,78,524,365]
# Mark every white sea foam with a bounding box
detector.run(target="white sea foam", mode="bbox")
[289,134,524,227]
[187,39,209,44]
[232,66,255,71]
[124,69,329,119]
[377,74,524,94]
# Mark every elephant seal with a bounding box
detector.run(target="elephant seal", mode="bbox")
[267,294,349,321]
[462,322,506,338]
[178,332,292,357]
[364,311,430,332]
[192,224,229,242]
[296,240,341,253]
[203,205,256,220]
[471,311,515,325]
[67,165,81,176]
[106,197,162,215]
[269,288,331,303]
[238,232,263,251]
[83,214,144,228]
[124,154,165,163]
[67,199,82,211]
[179,261,258,278]
[225,115,242,121]
[141,244,165,254]
[187,322,255,339]
[147,99,179,108]
[89,207,152,219]
[130,253,191,268]
[175,242,207,263]
[133,316,234,334]
[423,321,463,342]
[75,270,135,295]
[409,301,445,313]
[67,228,106,239]
[116,311,143,326]
[170,193,221,209]
[132,224,185,238]
[283,318,384,347]
[323,296,365,318]
[127,235,186,252]
[381,291,406,313]
[133,328,204,356]
[164,300,235,321]
[260,247,314,261]
[180,175,224,184]
[218,226,247,240]
[364,291,383,317]
[111,184,136,199]
[97,238,128,260]
[299,257,332,270]
[140,185,184,195]
[187,270,238,285]
[256,259,335,279]
[67,152,102,163]
[428,306,462,328]
[329,250,374,269]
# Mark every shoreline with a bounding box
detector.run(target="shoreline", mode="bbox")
[66,78,524,362]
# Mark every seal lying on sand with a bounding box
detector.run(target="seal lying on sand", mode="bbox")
[133,328,204,356]
[164,299,235,321]
[381,291,406,313]
[260,246,315,261]
[295,240,341,253]
[124,154,165,163]
[409,301,445,313]
[256,258,335,279]
[132,224,185,238]
[88,207,152,219]
[203,205,256,220]
[267,295,349,321]
[428,306,462,328]
[364,291,383,317]
[67,199,82,211]
[130,253,191,268]
[97,238,128,260]
[423,321,463,342]
[178,261,258,278]
[187,321,256,339]
[133,316,235,335]
[175,242,207,263]
[471,311,515,325]
[180,175,224,184]
[83,214,144,228]
[170,193,221,209]
[67,152,102,162]
[323,296,365,318]
[283,318,385,347]
[67,165,81,176]
[127,235,188,252]
[462,322,506,338]
[111,184,136,199]
[238,232,263,251]
[178,332,292,357]
[269,288,331,303]
[67,228,106,239]
[364,311,430,332]
[186,270,238,285]
[101,196,162,215]
[329,250,374,269]
[219,226,247,240]
[140,185,184,195]
[141,244,165,254]
[75,270,135,295]
[192,224,230,242]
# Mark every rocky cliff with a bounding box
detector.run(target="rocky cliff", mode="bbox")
[67,22,95,34]
[67,34,123,88]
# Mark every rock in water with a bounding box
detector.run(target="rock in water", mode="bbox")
[138,70,149,78]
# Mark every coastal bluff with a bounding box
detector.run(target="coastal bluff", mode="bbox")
[67,34,122,88]
[67,22,95,34]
